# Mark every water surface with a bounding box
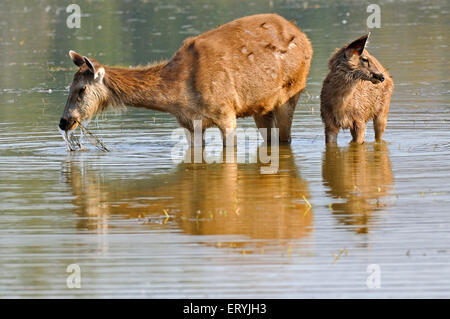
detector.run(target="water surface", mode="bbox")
[0,0,449,298]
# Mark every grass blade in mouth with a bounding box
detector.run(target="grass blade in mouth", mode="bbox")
[75,120,110,152]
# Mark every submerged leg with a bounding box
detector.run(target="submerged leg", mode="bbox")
[350,122,366,144]
[325,124,339,144]
[273,93,299,144]
[373,115,387,142]
[218,115,237,148]
[253,111,275,143]
[184,127,205,147]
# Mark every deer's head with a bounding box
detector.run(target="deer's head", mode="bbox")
[344,34,385,84]
[59,51,108,131]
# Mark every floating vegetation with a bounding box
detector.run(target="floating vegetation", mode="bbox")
[59,121,110,152]
[333,248,349,264]
[302,195,312,215]
[163,209,170,224]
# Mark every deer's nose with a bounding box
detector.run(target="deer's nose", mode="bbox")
[59,118,68,130]
[373,73,385,82]
[59,118,75,131]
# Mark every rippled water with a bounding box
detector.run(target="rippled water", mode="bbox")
[0,0,449,298]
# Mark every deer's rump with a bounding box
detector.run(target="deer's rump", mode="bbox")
[162,14,313,117]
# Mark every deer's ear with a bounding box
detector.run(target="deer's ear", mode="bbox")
[69,50,85,67]
[345,34,369,58]
[83,56,105,82]
[83,56,96,74]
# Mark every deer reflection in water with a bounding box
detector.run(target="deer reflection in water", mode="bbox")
[322,143,393,234]
[62,146,313,251]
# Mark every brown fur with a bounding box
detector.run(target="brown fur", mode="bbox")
[60,14,313,146]
[320,35,394,144]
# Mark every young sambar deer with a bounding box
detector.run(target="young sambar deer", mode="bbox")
[59,14,312,147]
[320,34,394,144]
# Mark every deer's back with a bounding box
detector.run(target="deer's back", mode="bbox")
[162,14,312,117]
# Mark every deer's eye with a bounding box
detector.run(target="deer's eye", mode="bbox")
[361,57,369,63]
[77,86,86,102]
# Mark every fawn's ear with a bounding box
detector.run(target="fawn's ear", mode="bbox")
[345,34,370,58]
[69,50,85,67]
[83,56,105,82]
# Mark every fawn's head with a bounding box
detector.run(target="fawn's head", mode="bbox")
[59,50,109,131]
[332,34,385,85]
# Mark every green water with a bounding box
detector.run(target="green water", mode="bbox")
[0,0,449,298]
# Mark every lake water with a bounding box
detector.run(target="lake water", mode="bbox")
[0,0,449,298]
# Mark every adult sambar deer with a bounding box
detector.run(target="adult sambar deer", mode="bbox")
[320,34,394,144]
[59,14,313,147]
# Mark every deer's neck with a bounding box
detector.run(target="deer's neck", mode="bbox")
[103,62,177,113]
[327,69,359,108]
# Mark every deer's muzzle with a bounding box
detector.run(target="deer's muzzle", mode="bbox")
[371,73,385,84]
[59,117,78,131]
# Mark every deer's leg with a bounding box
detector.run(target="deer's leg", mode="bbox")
[184,128,206,147]
[273,93,299,144]
[373,115,387,142]
[325,124,339,144]
[182,120,206,147]
[218,115,237,148]
[184,128,194,146]
[253,111,274,143]
[373,87,391,143]
[350,122,366,144]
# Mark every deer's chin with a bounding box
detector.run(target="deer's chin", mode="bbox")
[67,121,79,131]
